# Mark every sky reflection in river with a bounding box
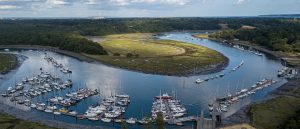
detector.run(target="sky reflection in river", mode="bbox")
[0,33,286,128]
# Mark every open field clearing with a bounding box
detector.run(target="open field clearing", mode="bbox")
[85,33,226,75]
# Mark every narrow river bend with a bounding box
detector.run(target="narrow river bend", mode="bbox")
[0,33,286,128]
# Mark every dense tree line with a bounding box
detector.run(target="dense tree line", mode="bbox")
[280,110,300,129]
[0,18,222,54]
[0,31,107,54]
[210,20,300,52]
[0,17,297,54]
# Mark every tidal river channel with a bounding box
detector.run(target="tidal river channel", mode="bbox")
[0,32,286,128]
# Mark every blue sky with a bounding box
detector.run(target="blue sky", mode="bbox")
[0,0,299,17]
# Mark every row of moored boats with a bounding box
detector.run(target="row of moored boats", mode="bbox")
[195,60,244,84]
[152,92,187,123]
[44,55,72,74]
[233,45,263,56]
[278,67,298,79]
[210,78,277,113]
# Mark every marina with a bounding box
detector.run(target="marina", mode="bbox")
[1,71,73,99]
[0,33,287,128]
[233,44,263,56]
[211,78,278,114]
[44,54,72,74]
[152,91,193,125]
[48,88,98,107]
[277,67,298,79]
[78,93,131,122]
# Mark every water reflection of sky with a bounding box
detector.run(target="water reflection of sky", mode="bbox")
[0,33,286,128]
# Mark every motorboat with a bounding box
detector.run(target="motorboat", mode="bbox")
[59,108,68,113]
[195,79,204,84]
[84,112,97,118]
[155,93,172,100]
[138,117,151,124]
[68,110,78,116]
[126,118,136,124]
[114,119,123,123]
[47,106,57,110]
[101,118,111,123]
[30,104,37,108]
[53,111,61,115]
[1,93,10,97]
[44,109,53,113]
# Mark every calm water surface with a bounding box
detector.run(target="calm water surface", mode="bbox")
[0,33,286,128]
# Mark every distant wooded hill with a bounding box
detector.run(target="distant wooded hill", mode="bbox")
[0,17,298,54]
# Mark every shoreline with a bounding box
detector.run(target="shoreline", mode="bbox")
[1,36,296,129]
[0,43,229,128]
[204,37,300,128]
[86,54,229,77]
[0,100,113,129]
[0,45,96,63]
[0,53,115,129]
[0,44,229,77]
[219,72,300,128]
[207,38,300,68]
[0,53,18,74]
[0,36,295,129]
[209,38,281,58]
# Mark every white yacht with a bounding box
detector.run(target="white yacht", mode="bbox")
[126,118,136,124]
[101,118,111,123]
[195,79,204,84]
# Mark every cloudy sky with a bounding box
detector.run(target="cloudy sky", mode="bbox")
[0,0,299,17]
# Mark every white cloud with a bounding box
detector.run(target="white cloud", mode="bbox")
[46,0,68,5]
[84,0,100,5]
[235,0,248,5]
[0,5,19,9]
[0,0,42,2]
[44,0,70,8]
[160,0,189,5]
[109,0,130,6]
[109,0,189,6]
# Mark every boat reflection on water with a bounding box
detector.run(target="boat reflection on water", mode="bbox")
[0,32,286,128]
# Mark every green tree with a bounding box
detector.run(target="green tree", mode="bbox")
[121,121,129,129]
[143,122,153,129]
[126,53,133,58]
[113,53,121,56]
[156,112,165,129]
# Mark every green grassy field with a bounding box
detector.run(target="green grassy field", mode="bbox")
[193,34,209,39]
[0,113,55,129]
[0,54,15,73]
[220,124,255,129]
[85,33,226,75]
[100,34,185,57]
[249,96,300,129]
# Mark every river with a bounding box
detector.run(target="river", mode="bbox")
[0,32,286,128]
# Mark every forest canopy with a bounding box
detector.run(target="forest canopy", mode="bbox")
[210,19,300,52]
[0,17,298,53]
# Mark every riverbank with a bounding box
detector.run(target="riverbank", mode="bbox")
[0,53,18,74]
[0,54,116,129]
[0,100,113,129]
[1,43,228,76]
[191,36,300,129]
[0,53,55,129]
[85,33,229,76]
[208,38,300,68]
[192,33,210,39]
[0,112,55,129]
[0,45,96,63]
[219,70,300,129]
[192,33,283,58]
